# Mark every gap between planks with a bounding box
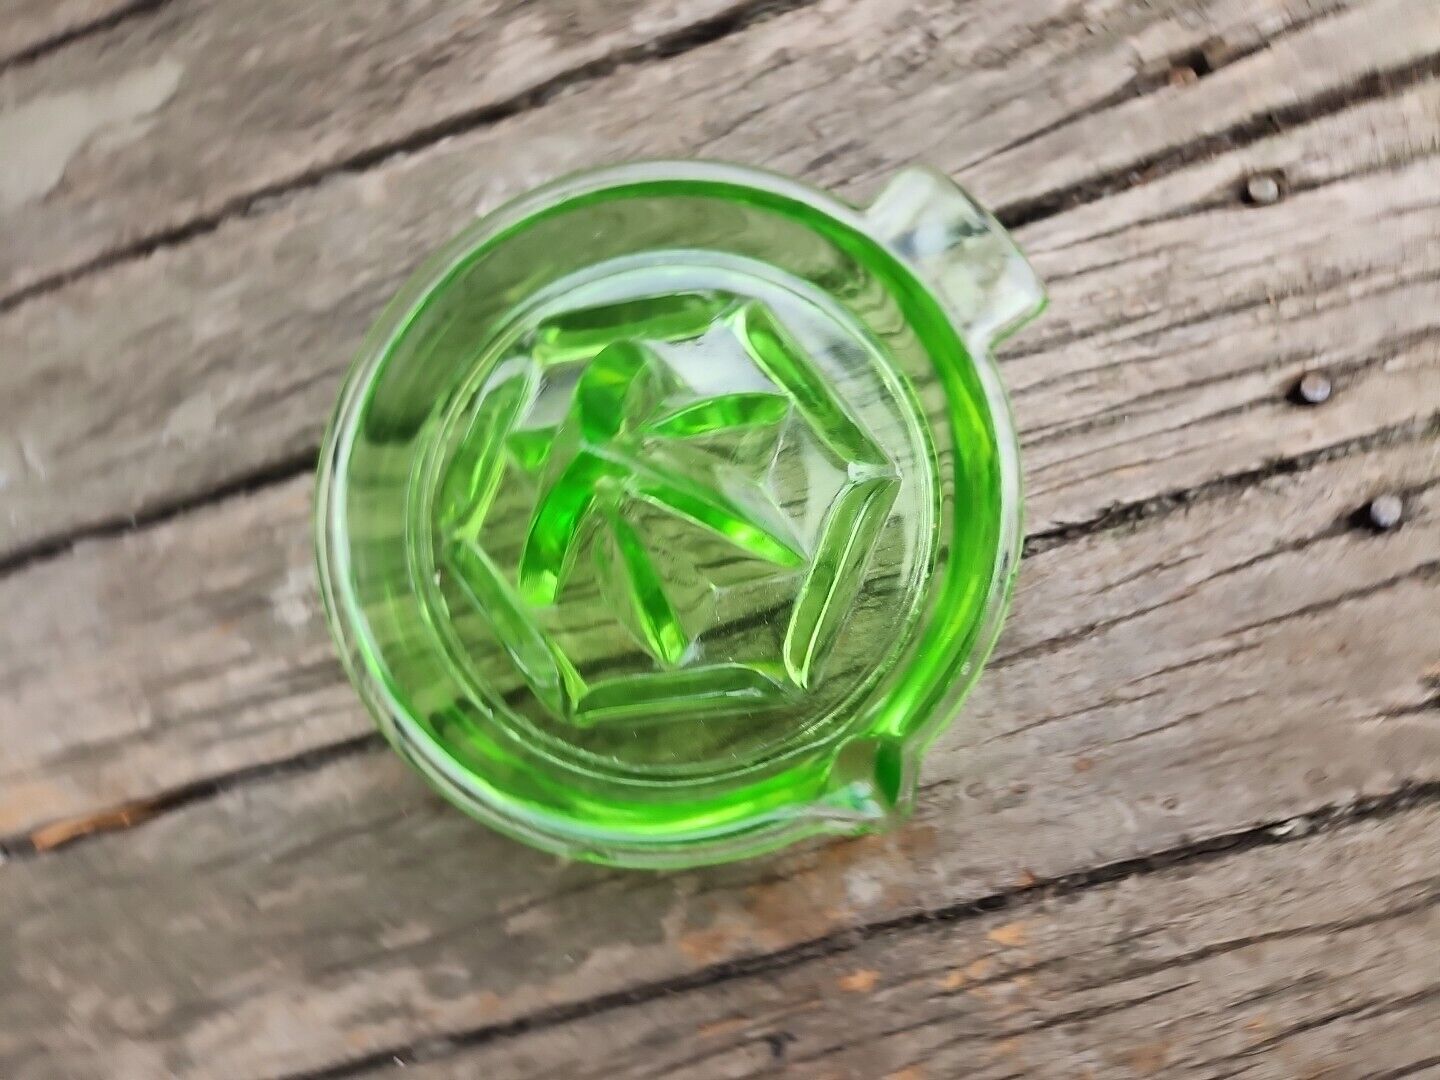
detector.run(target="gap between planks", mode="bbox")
[0,447,319,580]
[0,733,381,861]
[1000,46,1440,228]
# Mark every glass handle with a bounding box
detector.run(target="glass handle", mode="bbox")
[865,166,1046,349]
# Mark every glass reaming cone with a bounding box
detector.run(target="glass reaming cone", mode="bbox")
[316,161,1044,868]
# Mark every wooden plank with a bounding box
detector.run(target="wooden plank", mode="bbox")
[0,477,355,837]
[405,800,1440,1080]
[2,438,1435,1077]
[1,0,1420,559]
[1009,152,1439,533]
[2,70,1438,836]
[0,0,151,68]
[0,0,750,296]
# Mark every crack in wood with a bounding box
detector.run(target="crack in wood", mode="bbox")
[1035,140,1440,263]
[1101,689,1264,748]
[1367,1054,1440,1080]
[1070,884,1440,996]
[1202,983,1440,1066]
[973,9,1321,173]
[1008,260,1440,376]
[1023,325,1436,451]
[921,979,1198,1053]
[0,0,171,74]
[1221,558,1438,642]
[0,446,320,580]
[0,732,381,861]
[1374,696,1440,721]
[1020,413,1440,557]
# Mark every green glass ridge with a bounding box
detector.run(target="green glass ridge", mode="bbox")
[647,392,790,438]
[573,340,670,443]
[574,663,792,728]
[445,541,586,719]
[732,300,888,467]
[783,473,900,689]
[532,292,731,365]
[441,365,537,541]
[604,508,689,667]
[518,451,616,606]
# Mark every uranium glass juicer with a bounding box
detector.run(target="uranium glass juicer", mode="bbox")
[316,161,1044,868]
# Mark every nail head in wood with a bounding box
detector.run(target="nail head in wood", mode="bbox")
[1245,173,1282,206]
[1293,371,1332,405]
[1367,494,1404,531]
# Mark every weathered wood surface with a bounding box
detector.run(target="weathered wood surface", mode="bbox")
[6,0,1439,561]
[0,0,152,68]
[4,31,1438,836]
[406,801,1440,1080]
[0,475,351,838]
[3,0,1439,1077]
[0,0,751,296]
[3,439,1435,1076]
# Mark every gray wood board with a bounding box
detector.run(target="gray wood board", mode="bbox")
[404,800,1440,1079]
[0,0,776,296]
[2,438,1435,1077]
[6,0,1437,559]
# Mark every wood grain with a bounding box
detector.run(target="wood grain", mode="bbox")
[0,0,154,68]
[0,477,354,836]
[2,438,1434,1077]
[404,800,1440,1080]
[4,0,1427,560]
[0,0,759,296]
